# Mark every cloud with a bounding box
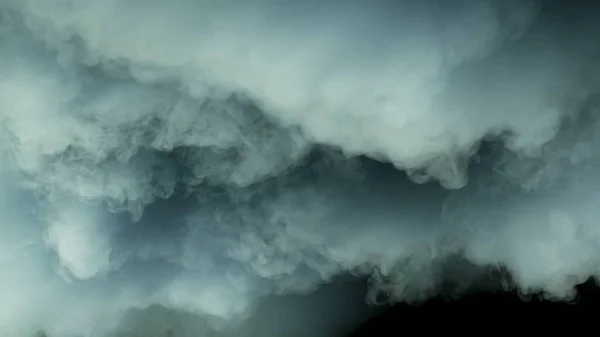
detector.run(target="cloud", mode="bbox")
[1,0,600,336]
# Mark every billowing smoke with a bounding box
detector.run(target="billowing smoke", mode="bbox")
[2,0,600,335]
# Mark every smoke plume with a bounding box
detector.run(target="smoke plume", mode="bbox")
[1,0,600,335]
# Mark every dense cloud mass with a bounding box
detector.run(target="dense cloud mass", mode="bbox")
[2,0,600,335]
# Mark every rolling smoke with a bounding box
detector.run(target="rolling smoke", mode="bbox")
[1,0,600,335]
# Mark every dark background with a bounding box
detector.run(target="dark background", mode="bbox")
[345,279,600,336]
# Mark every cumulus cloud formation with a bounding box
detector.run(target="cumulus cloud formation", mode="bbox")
[2,0,600,335]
